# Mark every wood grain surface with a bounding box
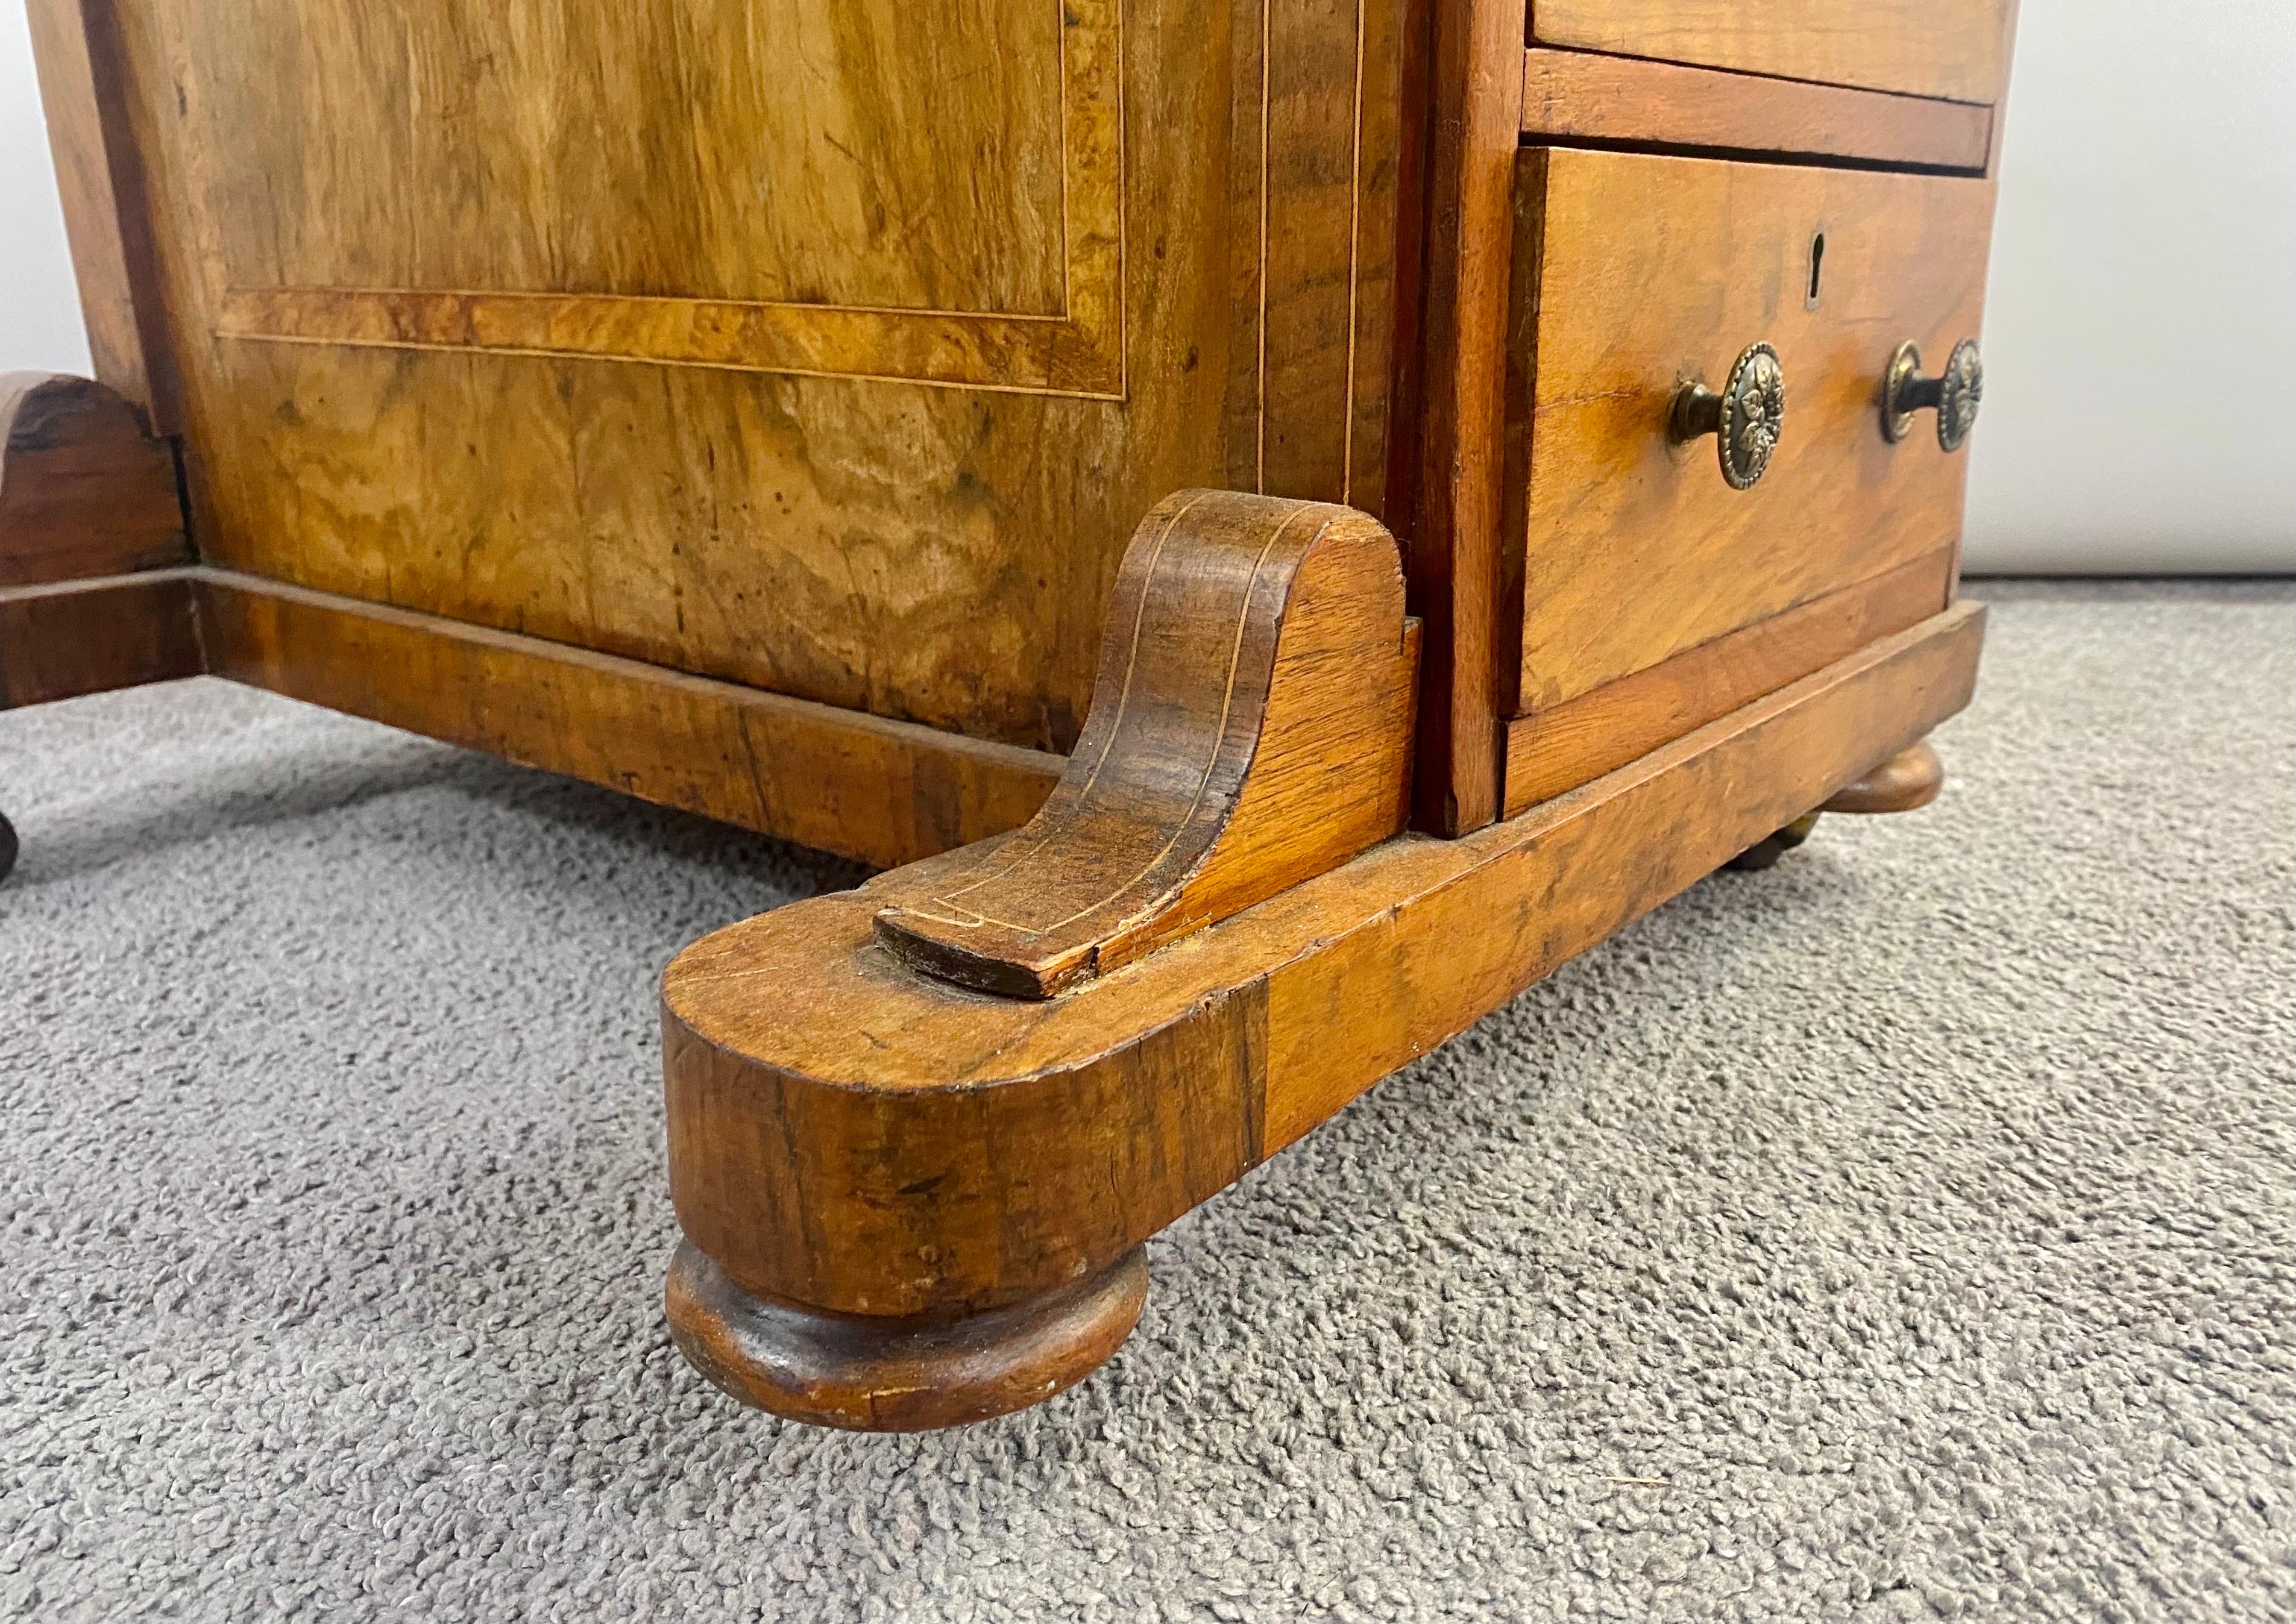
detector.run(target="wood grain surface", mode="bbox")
[1506,149,1995,717]
[667,1241,1150,1432]
[193,569,1060,868]
[0,372,186,588]
[0,570,200,707]
[1404,0,1525,835]
[662,603,1984,1324]
[1822,739,1944,814]
[23,0,177,422]
[0,559,1059,865]
[1527,0,2015,104]
[876,491,1417,998]
[1503,549,1952,814]
[1520,47,1993,172]
[93,0,1407,753]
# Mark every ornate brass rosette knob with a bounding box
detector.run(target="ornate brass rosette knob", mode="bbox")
[1669,342,1787,491]
[1882,337,1984,452]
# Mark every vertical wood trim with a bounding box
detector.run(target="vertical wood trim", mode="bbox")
[1406,0,1524,835]
[1341,0,1367,504]
[23,0,178,430]
[1379,0,1436,543]
[1227,0,1402,512]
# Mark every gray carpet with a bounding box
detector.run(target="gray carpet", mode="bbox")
[2,582,2291,1623]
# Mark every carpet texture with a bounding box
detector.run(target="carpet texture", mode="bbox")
[2,582,2291,1622]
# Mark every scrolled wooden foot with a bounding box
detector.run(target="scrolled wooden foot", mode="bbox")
[873,488,1418,999]
[1,372,186,587]
[667,1243,1148,1432]
[1822,739,1943,814]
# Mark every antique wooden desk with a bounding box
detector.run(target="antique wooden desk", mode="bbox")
[10,0,2014,1428]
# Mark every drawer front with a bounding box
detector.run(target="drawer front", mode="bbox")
[1529,0,2013,105]
[1507,148,1995,716]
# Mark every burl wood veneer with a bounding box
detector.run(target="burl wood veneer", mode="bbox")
[13,0,2017,1422]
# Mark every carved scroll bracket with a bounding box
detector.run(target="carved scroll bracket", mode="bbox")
[873,489,1420,999]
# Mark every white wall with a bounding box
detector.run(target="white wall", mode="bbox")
[1964,0,2296,572]
[2,4,91,376]
[3,2,2291,571]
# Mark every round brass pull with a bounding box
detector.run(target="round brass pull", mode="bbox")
[1882,337,1984,451]
[1669,342,1787,490]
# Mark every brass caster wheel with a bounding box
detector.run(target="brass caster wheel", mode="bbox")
[1723,810,1819,873]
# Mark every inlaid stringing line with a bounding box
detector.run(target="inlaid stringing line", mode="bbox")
[1341,0,1365,505]
[923,491,1215,911]
[1028,501,1326,937]
[207,0,1124,393]
[1057,0,1071,318]
[1255,0,1273,495]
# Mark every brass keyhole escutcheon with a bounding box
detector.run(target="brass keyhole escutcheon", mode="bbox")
[1882,337,1984,452]
[1670,342,1787,491]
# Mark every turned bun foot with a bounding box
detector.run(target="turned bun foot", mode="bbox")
[1724,810,1820,872]
[665,1243,1149,1431]
[1724,739,1945,872]
[1822,740,1943,814]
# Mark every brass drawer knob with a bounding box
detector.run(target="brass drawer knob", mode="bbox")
[1669,342,1787,490]
[1882,337,1984,451]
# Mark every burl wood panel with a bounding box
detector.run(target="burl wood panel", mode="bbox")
[0,372,186,586]
[1528,0,2015,105]
[664,603,1984,1320]
[876,491,1417,997]
[101,0,1406,753]
[1506,149,1995,717]
[1519,48,1994,173]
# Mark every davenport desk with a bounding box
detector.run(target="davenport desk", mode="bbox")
[10,0,2015,1427]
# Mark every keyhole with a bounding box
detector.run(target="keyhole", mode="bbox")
[1806,231,1826,308]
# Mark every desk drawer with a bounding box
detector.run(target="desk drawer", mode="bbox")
[1505,148,1995,727]
[1527,0,2013,105]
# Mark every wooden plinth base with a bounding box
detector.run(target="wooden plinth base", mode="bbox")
[667,1243,1150,1432]
[0,564,1060,868]
[661,604,1986,1428]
